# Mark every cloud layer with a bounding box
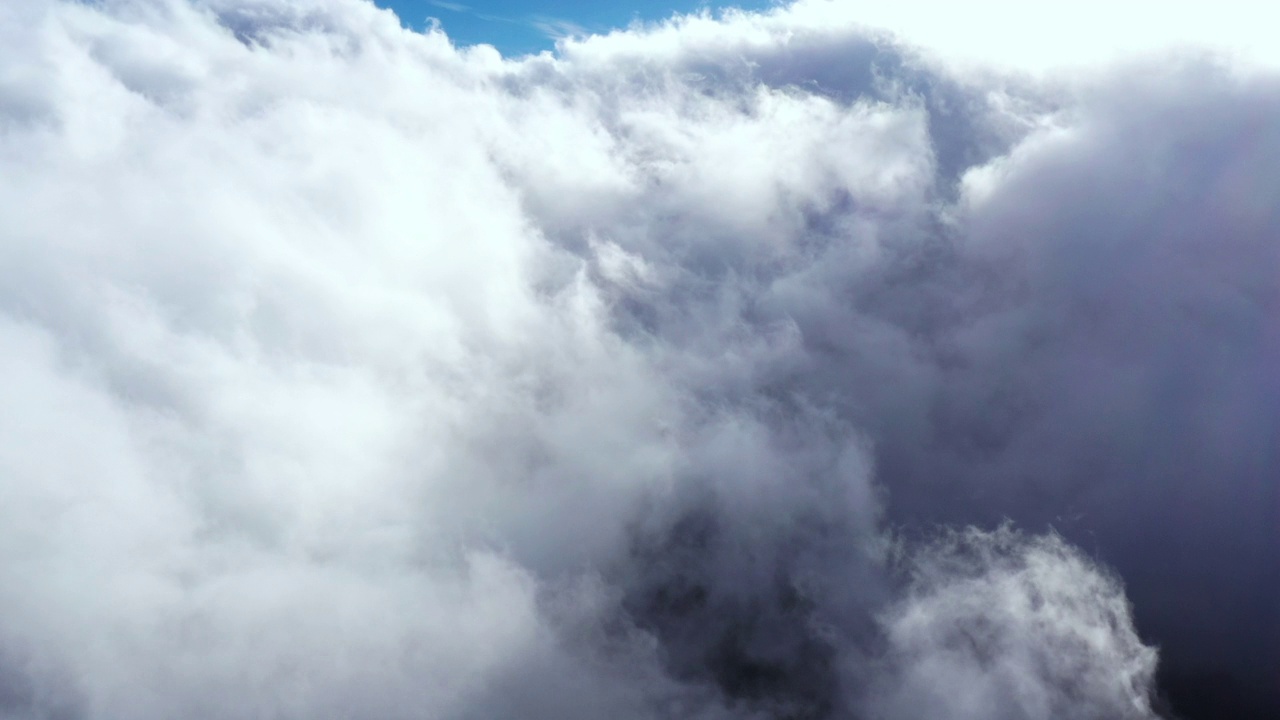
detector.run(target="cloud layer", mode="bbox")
[0,1,1276,719]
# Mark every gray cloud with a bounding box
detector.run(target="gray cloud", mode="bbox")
[0,1,1275,719]
[868,528,1159,720]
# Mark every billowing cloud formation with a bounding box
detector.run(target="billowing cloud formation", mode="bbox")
[0,1,1276,719]
[870,528,1158,720]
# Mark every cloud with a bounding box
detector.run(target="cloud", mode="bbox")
[0,1,1275,719]
[729,0,1280,73]
[530,16,591,42]
[869,528,1159,720]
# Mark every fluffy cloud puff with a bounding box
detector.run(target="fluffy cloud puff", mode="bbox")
[0,1,1275,719]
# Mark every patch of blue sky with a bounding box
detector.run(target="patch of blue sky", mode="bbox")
[373,1,779,57]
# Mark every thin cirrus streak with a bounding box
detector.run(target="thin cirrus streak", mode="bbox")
[0,1,1276,719]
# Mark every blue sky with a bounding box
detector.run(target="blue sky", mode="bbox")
[374,1,776,56]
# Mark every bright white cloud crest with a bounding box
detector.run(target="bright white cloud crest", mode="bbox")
[1,1,1277,719]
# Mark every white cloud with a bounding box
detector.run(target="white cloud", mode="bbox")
[0,1,1276,719]
[738,0,1279,73]
[869,528,1158,720]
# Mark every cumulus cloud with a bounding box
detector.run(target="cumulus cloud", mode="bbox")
[0,1,1276,719]
[869,528,1159,720]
